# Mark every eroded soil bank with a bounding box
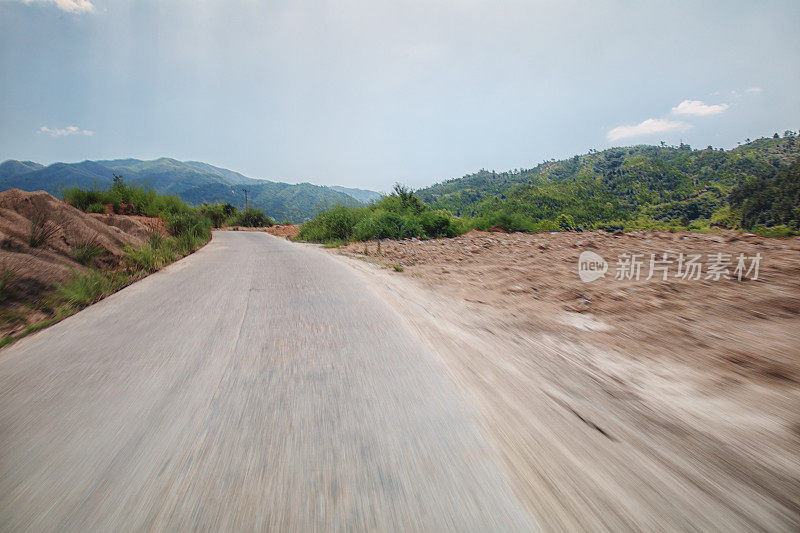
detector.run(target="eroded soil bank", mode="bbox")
[0,189,170,339]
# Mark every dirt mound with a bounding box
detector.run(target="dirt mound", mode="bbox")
[90,214,169,239]
[0,189,160,294]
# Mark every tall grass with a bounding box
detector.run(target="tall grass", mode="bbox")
[71,241,105,265]
[54,269,127,309]
[29,207,61,248]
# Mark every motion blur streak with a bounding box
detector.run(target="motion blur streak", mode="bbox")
[0,232,533,531]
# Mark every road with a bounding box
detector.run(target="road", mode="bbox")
[0,231,533,531]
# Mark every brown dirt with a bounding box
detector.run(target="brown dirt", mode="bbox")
[216,224,300,239]
[0,189,164,337]
[336,229,800,530]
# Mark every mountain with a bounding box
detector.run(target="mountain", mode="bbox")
[416,135,800,231]
[0,157,378,222]
[330,186,383,204]
[0,160,44,179]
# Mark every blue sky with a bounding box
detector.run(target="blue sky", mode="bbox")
[1,0,799,190]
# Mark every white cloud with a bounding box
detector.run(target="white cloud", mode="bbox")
[22,0,94,13]
[38,125,94,137]
[746,87,763,94]
[606,118,692,142]
[671,99,729,116]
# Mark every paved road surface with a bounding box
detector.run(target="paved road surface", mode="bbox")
[0,231,533,531]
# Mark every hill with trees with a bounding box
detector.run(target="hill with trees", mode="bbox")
[0,158,379,223]
[416,133,800,234]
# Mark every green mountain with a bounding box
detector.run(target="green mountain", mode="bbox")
[0,157,379,223]
[417,135,800,232]
[330,186,383,204]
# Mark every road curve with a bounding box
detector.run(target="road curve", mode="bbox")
[0,231,533,531]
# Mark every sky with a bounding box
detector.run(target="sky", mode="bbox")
[1,0,799,191]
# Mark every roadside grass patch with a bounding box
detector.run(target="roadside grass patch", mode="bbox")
[71,241,105,266]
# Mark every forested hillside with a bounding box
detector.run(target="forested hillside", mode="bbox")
[417,133,800,234]
[0,158,377,222]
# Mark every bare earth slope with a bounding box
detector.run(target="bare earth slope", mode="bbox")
[0,189,164,337]
[336,229,800,530]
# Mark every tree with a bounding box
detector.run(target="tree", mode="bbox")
[392,183,424,213]
[774,133,780,139]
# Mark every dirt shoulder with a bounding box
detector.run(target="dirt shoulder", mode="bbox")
[333,229,800,530]
[216,224,300,239]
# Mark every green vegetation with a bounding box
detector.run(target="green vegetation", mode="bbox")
[298,134,800,242]
[54,268,127,309]
[71,241,105,266]
[728,153,800,231]
[298,184,463,244]
[413,134,800,236]
[1,157,375,223]
[55,178,214,311]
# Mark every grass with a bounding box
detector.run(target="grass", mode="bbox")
[0,267,14,300]
[393,264,404,272]
[53,268,130,309]
[71,241,105,266]
[29,208,60,248]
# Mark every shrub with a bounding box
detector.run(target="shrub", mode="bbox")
[557,213,576,230]
[298,205,368,242]
[200,204,227,227]
[352,211,424,240]
[419,210,461,238]
[87,203,106,214]
[63,189,105,211]
[232,208,273,227]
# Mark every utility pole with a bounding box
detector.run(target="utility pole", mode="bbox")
[242,188,249,210]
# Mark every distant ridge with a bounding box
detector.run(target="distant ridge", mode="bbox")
[0,157,380,223]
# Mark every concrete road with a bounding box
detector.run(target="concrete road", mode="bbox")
[0,231,533,531]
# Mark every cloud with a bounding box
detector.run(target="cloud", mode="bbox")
[746,87,763,94]
[22,0,94,13]
[671,99,729,116]
[606,118,692,142]
[38,125,94,137]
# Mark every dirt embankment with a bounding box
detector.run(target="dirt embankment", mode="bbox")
[216,224,300,239]
[0,189,165,337]
[336,229,800,530]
